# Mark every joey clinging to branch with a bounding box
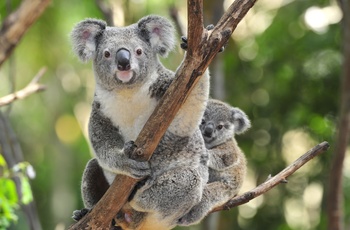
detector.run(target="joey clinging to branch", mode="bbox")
[70,15,211,229]
[179,99,251,226]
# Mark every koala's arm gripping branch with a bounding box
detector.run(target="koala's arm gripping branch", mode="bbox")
[68,0,257,229]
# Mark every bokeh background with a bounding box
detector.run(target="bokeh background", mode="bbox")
[0,0,348,229]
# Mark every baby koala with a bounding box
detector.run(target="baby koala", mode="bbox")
[178,99,251,226]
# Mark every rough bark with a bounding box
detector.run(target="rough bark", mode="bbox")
[68,0,257,229]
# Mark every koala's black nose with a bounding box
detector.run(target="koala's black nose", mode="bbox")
[116,48,131,71]
[203,125,214,138]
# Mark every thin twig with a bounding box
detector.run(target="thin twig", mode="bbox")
[211,141,330,212]
[0,67,47,107]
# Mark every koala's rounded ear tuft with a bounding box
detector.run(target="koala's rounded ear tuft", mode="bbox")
[71,19,107,62]
[231,108,251,135]
[137,15,176,57]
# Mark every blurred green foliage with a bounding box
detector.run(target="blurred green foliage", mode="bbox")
[0,155,33,229]
[0,0,348,229]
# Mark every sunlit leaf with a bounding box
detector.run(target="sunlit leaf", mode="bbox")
[20,177,33,205]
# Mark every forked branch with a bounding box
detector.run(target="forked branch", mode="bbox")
[67,0,259,229]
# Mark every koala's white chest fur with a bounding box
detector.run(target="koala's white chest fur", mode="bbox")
[96,82,157,141]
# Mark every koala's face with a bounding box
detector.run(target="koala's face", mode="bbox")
[93,26,158,90]
[71,15,175,90]
[200,106,234,149]
[200,100,250,149]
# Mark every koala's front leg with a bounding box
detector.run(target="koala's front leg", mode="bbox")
[168,69,210,137]
[207,141,236,171]
[89,101,151,179]
[149,70,174,100]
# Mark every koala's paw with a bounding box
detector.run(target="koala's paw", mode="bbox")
[72,208,89,222]
[124,140,137,158]
[177,208,204,226]
[180,36,188,50]
[180,24,225,52]
[200,152,209,166]
[123,141,151,179]
[206,24,215,30]
[149,77,173,100]
[123,158,151,179]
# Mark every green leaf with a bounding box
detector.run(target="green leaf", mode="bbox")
[20,177,33,205]
[0,179,18,205]
[0,154,5,167]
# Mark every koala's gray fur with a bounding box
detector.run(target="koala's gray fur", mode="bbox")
[71,15,209,229]
[178,99,251,226]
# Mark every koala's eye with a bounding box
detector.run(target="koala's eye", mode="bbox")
[201,119,206,125]
[104,50,111,58]
[217,125,223,130]
[136,48,143,56]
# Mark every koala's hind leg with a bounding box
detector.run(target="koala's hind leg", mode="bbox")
[72,158,110,221]
[129,167,203,220]
[81,158,110,208]
[178,181,234,226]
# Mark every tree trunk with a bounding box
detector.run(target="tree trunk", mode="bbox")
[327,1,350,229]
[202,1,225,229]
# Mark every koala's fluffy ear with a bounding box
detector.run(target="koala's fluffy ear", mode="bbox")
[231,108,251,135]
[71,19,107,62]
[137,15,175,57]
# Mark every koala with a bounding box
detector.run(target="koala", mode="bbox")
[178,99,251,226]
[70,15,210,230]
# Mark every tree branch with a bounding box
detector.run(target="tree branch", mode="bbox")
[211,141,330,212]
[0,0,51,67]
[95,0,114,26]
[68,0,257,229]
[169,6,186,37]
[0,112,43,230]
[0,68,47,107]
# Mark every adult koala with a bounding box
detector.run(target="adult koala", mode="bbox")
[70,15,210,229]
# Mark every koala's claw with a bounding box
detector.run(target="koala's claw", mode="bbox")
[206,24,215,30]
[149,77,173,100]
[72,208,89,222]
[128,164,151,179]
[125,158,151,179]
[123,141,151,179]
[180,29,225,52]
[180,36,188,50]
[124,141,137,158]
[177,209,202,226]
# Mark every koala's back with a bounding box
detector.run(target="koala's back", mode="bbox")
[208,138,246,192]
